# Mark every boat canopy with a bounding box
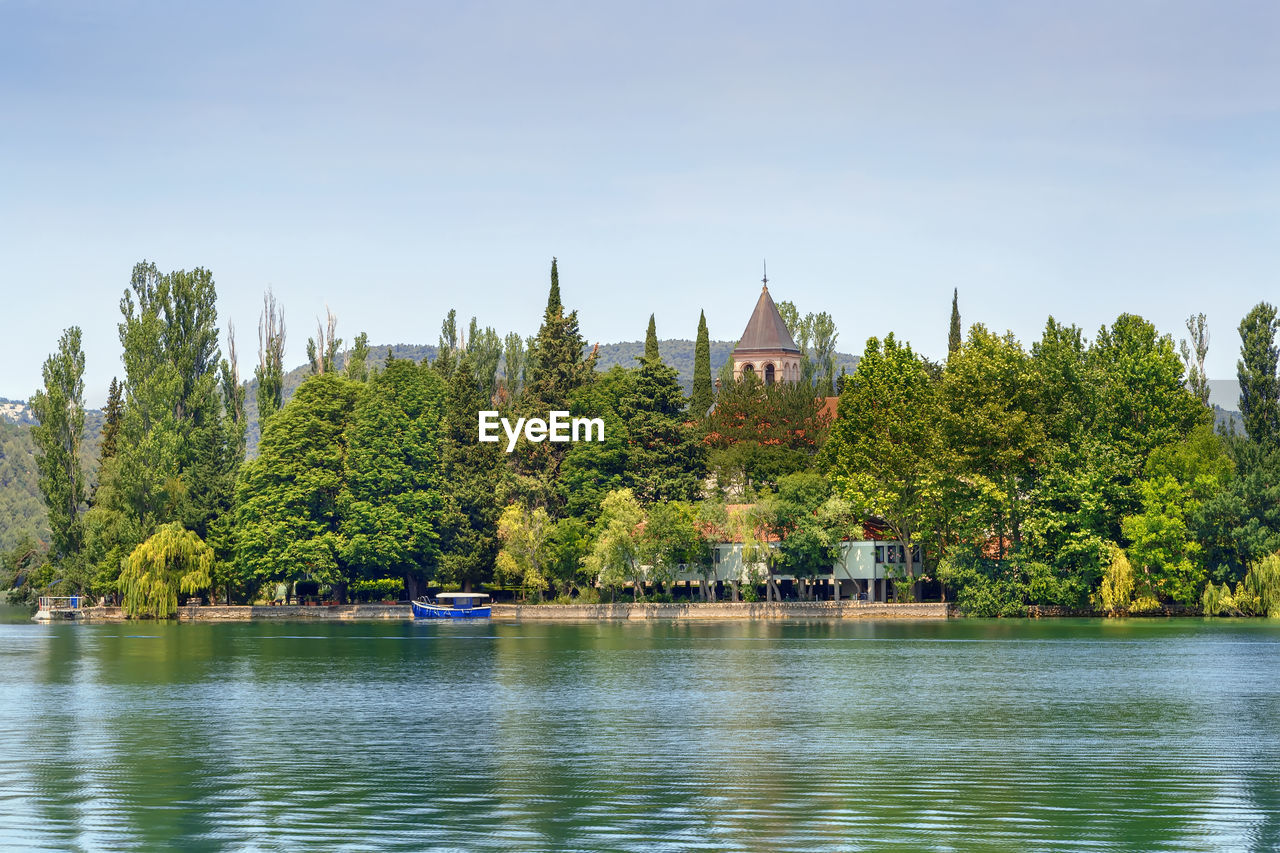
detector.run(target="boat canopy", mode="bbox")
[434,592,491,600]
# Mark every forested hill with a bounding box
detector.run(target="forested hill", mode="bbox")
[591,340,861,391]
[0,408,104,552]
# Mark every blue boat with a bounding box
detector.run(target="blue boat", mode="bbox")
[411,592,492,619]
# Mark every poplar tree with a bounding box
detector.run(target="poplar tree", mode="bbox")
[256,288,286,422]
[467,318,503,402]
[1238,302,1279,446]
[345,332,370,382]
[30,327,86,562]
[502,332,526,399]
[84,261,237,594]
[690,310,714,418]
[1180,313,1210,407]
[306,308,341,375]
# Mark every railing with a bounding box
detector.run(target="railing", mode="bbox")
[38,596,85,612]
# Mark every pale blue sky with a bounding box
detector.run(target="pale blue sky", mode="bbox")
[2,0,1277,406]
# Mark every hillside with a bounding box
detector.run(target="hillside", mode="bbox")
[0,408,103,552]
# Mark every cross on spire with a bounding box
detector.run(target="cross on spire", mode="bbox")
[762,259,768,291]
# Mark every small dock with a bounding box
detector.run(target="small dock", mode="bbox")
[33,596,91,621]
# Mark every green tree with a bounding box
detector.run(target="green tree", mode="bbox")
[641,500,708,596]
[1122,476,1205,604]
[764,471,838,599]
[502,332,526,399]
[235,374,360,597]
[690,310,714,418]
[436,309,460,376]
[942,325,1043,557]
[823,333,939,586]
[99,377,124,467]
[559,367,633,520]
[623,318,706,504]
[30,327,87,564]
[467,318,503,402]
[1095,545,1136,614]
[1091,313,1203,467]
[496,503,552,601]
[704,372,830,495]
[1195,441,1280,578]
[809,312,838,395]
[306,308,341,375]
[345,332,371,382]
[1180,313,1210,407]
[255,288,286,422]
[545,517,591,598]
[518,258,595,506]
[437,352,509,593]
[341,359,447,600]
[525,258,593,408]
[948,288,961,358]
[644,314,660,362]
[1238,302,1279,446]
[583,488,646,601]
[117,522,213,618]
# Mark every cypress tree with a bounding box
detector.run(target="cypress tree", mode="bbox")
[525,258,591,409]
[644,314,660,363]
[690,310,713,418]
[948,288,962,358]
[547,257,562,317]
[623,352,706,504]
[99,377,124,465]
[1238,302,1280,446]
[520,258,594,508]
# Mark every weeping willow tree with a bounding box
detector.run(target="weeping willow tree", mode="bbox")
[118,523,213,618]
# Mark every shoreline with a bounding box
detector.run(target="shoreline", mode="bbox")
[35,601,950,622]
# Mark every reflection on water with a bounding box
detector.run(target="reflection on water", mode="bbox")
[1,610,1278,850]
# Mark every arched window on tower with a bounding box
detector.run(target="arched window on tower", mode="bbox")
[764,363,775,385]
[741,363,755,379]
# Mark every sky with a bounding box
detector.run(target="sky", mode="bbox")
[2,0,1277,406]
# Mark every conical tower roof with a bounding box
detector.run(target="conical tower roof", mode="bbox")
[734,285,799,353]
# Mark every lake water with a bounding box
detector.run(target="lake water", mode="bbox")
[1,609,1278,851]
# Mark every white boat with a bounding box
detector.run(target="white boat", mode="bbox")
[410,592,492,619]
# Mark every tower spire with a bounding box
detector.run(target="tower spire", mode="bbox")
[762,259,768,291]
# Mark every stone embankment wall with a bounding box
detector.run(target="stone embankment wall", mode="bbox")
[63,601,946,622]
[175,604,412,621]
[491,601,947,620]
